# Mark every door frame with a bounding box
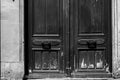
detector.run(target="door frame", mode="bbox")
[20,0,120,78]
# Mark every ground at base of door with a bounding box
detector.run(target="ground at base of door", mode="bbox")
[28,78,119,80]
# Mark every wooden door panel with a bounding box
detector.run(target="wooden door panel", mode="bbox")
[33,0,46,34]
[78,0,105,34]
[33,0,60,35]
[34,50,59,70]
[72,0,111,73]
[28,0,64,74]
[46,0,60,34]
[78,50,105,70]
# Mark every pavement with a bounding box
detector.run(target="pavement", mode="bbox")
[28,78,119,80]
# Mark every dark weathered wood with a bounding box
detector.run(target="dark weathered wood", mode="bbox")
[69,0,75,73]
[34,51,42,70]
[28,0,33,73]
[63,0,70,76]
[33,0,60,34]
[26,0,112,78]
[78,0,104,34]
[27,0,64,77]
[71,0,112,76]
[46,0,59,34]
[33,0,46,34]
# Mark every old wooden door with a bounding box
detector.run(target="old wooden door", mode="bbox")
[26,0,112,78]
[70,0,112,77]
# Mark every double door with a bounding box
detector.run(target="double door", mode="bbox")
[26,0,112,78]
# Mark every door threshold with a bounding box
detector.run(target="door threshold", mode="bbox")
[24,72,112,79]
[25,73,66,79]
[26,78,114,80]
[71,72,112,78]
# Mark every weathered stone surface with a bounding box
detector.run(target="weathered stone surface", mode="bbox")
[112,0,120,78]
[1,62,24,79]
[1,0,20,62]
[0,0,24,79]
[118,0,120,69]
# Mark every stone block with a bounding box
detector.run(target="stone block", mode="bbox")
[1,62,24,79]
[1,0,20,62]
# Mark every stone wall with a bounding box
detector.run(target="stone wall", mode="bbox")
[0,0,120,80]
[112,0,118,75]
[112,0,120,78]
[1,0,24,80]
[117,0,120,69]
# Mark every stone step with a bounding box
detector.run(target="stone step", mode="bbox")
[28,78,114,80]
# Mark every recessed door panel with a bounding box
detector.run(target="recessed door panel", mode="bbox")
[33,0,60,35]
[78,50,105,70]
[34,51,59,70]
[78,0,105,34]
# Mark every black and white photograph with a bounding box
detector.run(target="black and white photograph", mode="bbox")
[0,0,120,80]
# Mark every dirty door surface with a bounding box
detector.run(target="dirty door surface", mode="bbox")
[26,0,112,78]
[27,0,66,78]
[70,0,112,77]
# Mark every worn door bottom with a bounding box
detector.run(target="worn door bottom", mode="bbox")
[25,73,112,79]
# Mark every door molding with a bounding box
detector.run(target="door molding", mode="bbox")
[18,0,120,78]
